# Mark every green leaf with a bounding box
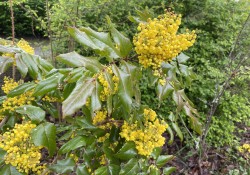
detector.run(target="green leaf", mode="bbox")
[151,147,162,159]
[109,126,120,142]
[163,167,176,175]
[31,122,56,156]
[15,105,45,123]
[0,164,25,175]
[157,82,174,101]
[63,83,76,99]
[7,82,36,97]
[91,81,102,112]
[16,53,28,77]
[0,45,19,53]
[172,123,183,141]
[189,116,202,135]
[115,141,137,160]
[172,90,184,113]
[62,77,95,117]
[119,158,139,175]
[65,67,86,83]
[168,112,176,122]
[108,164,121,175]
[75,117,97,130]
[76,164,91,175]
[49,158,75,174]
[19,52,39,79]
[112,65,133,112]
[37,56,54,72]
[149,167,160,175]
[0,56,13,74]
[42,101,59,118]
[156,155,175,168]
[33,73,63,97]
[68,27,119,60]
[128,8,153,23]
[0,96,6,105]
[95,166,108,175]
[56,51,103,72]
[0,149,7,165]
[59,136,87,154]
[166,126,174,145]
[176,53,190,63]
[107,17,132,57]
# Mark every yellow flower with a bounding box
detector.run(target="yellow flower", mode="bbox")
[1,77,18,94]
[0,77,35,113]
[1,39,34,65]
[42,95,62,102]
[120,108,168,156]
[133,12,196,69]
[17,38,35,55]
[98,66,119,101]
[0,122,45,174]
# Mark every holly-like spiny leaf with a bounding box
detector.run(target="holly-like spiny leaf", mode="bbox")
[15,105,45,123]
[62,76,95,117]
[0,56,13,74]
[49,158,75,174]
[31,122,56,156]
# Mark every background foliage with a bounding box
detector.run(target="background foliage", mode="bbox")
[0,0,249,174]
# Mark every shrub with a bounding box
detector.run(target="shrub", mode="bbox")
[0,10,201,174]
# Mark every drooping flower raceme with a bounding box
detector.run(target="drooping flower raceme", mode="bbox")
[133,12,196,69]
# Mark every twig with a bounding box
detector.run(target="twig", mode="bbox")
[9,0,16,80]
[46,0,55,67]
[0,116,9,129]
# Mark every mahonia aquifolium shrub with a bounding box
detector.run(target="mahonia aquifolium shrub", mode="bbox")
[0,10,199,174]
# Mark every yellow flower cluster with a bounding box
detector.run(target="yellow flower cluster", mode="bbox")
[133,12,196,69]
[69,153,79,163]
[99,154,107,165]
[42,95,62,103]
[93,110,117,142]
[0,122,45,174]
[120,108,168,156]
[98,67,119,101]
[0,77,35,112]
[16,38,35,55]
[1,76,19,94]
[238,143,250,154]
[93,110,108,129]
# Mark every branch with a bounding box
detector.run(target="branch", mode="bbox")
[0,116,9,129]
[199,12,250,163]
[9,0,16,80]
